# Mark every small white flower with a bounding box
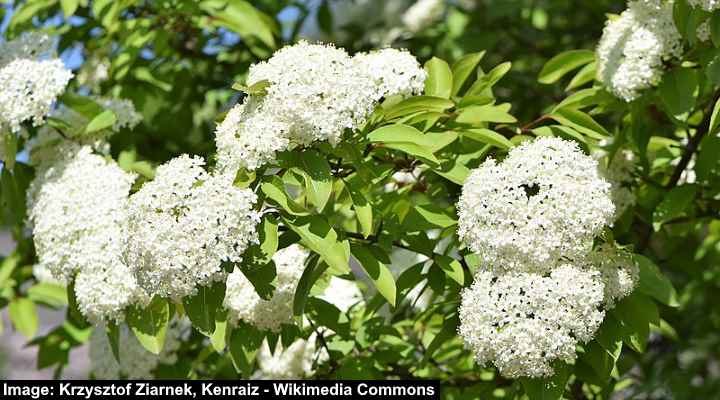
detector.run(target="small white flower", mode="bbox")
[585,244,639,308]
[92,96,142,131]
[354,48,427,99]
[317,276,364,312]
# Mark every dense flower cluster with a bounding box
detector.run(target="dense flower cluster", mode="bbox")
[126,155,259,299]
[317,276,364,313]
[457,137,614,273]
[458,137,637,378]
[596,0,681,101]
[27,142,142,322]
[688,0,720,10]
[459,265,605,378]
[89,320,186,379]
[215,41,425,173]
[0,33,73,132]
[224,244,307,332]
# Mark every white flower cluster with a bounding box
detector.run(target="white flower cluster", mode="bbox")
[254,333,329,379]
[457,137,615,273]
[596,0,682,101]
[76,56,110,88]
[401,0,445,33]
[457,137,637,378]
[126,155,259,299]
[0,33,73,132]
[595,147,637,219]
[89,320,186,379]
[224,244,308,332]
[27,142,143,322]
[215,41,426,173]
[459,265,605,378]
[688,0,720,10]
[92,97,143,132]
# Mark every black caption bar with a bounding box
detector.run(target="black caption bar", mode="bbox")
[0,380,439,400]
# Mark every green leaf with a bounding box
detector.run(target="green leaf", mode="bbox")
[201,0,277,49]
[183,280,226,336]
[696,135,720,185]
[9,297,38,339]
[434,255,465,286]
[293,256,327,316]
[566,61,597,91]
[455,104,517,124]
[461,128,514,149]
[550,107,609,139]
[345,178,373,238]
[106,323,121,363]
[261,176,310,216]
[367,124,440,165]
[466,62,512,96]
[538,50,595,84]
[402,204,457,232]
[210,311,228,352]
[60,93,104,120]
[451,52,485,96]
[521,362,571,400]
[27,283,68,308]
[228,321,264,376]
[652,184,697,231]
[711,13,720,47]
[424,57,453,99]
[60,0,80,17]
[284,216,350,274]
[708,96,720,136]
[659,68,698,118]
[422,315,458,361]
[85,110,117,134]
[1,131,17,170]
[294,150,333,212]
[613,293,659,353]
[127,296,170,355]
[232,79,271,96]
[133,67,172,92]
[635,255,679,307]
[0,253,20,289]
[383,96,454,120]
[351,245,396,307]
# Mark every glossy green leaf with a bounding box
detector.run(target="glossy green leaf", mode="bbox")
[424,57,453,98]
[635,255,679,307]
[451,52,485,95]
[351,245,396,306]
[85,110,117,134]
[434,255,465,285]
[461,128,514,149]
[538,50,595,84]
[27,283,68,308]
[550,107,609,139]
[9,297,38,339]
[455,104,517,124]
[183,280,226,336]
[284,216,350,274]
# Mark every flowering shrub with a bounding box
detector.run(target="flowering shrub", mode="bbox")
[0,0,718,398]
